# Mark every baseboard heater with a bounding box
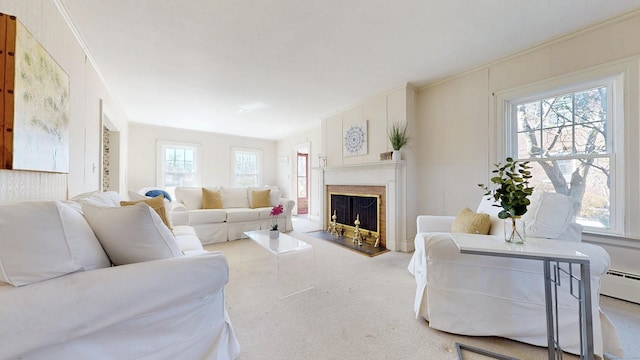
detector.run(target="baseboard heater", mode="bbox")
[600,269,640,304]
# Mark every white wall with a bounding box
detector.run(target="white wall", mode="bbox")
[0,0,129,203]
[415,11,640,275]
[127,123,279,191]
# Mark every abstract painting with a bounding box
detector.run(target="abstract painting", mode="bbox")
[12,21,70,173]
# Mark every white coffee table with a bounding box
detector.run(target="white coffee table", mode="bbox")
[243,230,315,299]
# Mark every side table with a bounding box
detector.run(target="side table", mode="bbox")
[450,233,593,360]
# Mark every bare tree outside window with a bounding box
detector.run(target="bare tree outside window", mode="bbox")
[514,86,611,228]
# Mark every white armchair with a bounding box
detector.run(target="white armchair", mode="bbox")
[407,192,621,357]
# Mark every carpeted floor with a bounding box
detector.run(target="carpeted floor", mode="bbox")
[205,222,640,360]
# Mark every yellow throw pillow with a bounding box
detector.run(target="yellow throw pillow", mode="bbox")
[451,207,491,235]
[251,189,271,209]
[202,188,222,209]
[120,195,172,230]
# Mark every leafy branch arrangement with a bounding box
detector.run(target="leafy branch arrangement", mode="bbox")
[478,157,534,219]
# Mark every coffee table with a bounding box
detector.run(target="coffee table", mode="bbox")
[243,230,315,299]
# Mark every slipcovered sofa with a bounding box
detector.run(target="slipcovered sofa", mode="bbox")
[407,192,622,357]
[170,186,295,244]
[0,192,240,359]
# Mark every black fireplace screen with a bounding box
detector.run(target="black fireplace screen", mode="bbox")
[330,193,379,232]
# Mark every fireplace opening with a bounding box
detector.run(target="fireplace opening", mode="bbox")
[327,191,381,248]
[330,193,379,234]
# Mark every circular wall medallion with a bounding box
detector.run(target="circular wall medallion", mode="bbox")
[344,124,366,155]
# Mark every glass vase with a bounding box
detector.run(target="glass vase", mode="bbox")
[504,217,525,244]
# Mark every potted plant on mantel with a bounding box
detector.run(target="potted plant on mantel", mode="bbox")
[387,121,410,161]
[478,157,534,244]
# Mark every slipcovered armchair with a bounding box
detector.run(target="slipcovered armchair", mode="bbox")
[407,192,622,357]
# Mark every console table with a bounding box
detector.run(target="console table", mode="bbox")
[450,233,593,360]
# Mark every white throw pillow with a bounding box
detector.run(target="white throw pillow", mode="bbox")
[82,203,182,265]
[526,192,575,239]
[220,187,250,208]
[175,187,205,210]
[58,202,111,270]
[71,191,121,207]
[127,190,149,201]
[0,201,83,286]
[269,189,282,206]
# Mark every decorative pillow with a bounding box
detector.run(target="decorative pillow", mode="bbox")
[145,189,172,202]
[58,201,111,270]
[526,192,575,239]
[82,203,182,265]
[0,201,83,286]
[451,207,491,235]
[71,191,121,207]
[120,195,172,230]
[269,189,282,206]
[127,191,149,201]
[175,187,204,210]
[250,189,271,208]
[220,187,249,208]
[202,187,223,209]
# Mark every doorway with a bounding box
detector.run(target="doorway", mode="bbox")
[297,152,308,215]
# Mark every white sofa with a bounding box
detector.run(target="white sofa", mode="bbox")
[407,192,622,357]
[0,192,240,359]
[170,186,295,244]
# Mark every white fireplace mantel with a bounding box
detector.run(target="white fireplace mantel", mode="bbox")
[319,160,409,252]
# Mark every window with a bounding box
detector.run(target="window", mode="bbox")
[232,148,262,187]
[157,141,200,189]
[502,74,624,234]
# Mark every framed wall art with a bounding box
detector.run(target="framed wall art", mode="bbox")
[343,120,367,157]
[1,15,70,173]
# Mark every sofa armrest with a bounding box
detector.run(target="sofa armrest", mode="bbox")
[278,198,295,232]
[168,201,189,226]
[0,252,229,359]
[416,215,455,233]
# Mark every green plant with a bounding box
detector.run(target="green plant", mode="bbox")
[478,157,534,219]
[388,121,410,151]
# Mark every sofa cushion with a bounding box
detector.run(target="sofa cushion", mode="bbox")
[221,187,249,208]
[189,209,228,224]
[172,225,205,252]
[226,208,261,222]
[451,208,491,235]
[120,195,172,230]
[250,189,271,208]
[0,201,83,286]
[175,187,204,210]
[82,203,182,265]
[202,187,223,209]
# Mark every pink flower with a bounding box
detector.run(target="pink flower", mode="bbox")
[270,204,284,230]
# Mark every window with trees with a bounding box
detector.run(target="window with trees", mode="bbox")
[233,148,262,187]
[157,141,200,188]
[503,74,623,234]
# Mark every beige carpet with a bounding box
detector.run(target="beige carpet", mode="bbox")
[205,227,640,360]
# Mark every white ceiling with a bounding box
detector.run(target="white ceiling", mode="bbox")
[59,0,640,140]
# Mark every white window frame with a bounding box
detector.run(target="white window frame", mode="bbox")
[495,70,625,236]
[231,147,263,188]
[156,140,202,190]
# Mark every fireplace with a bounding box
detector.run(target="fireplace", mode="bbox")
[320,161,407,252]
[327,186,385,248]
